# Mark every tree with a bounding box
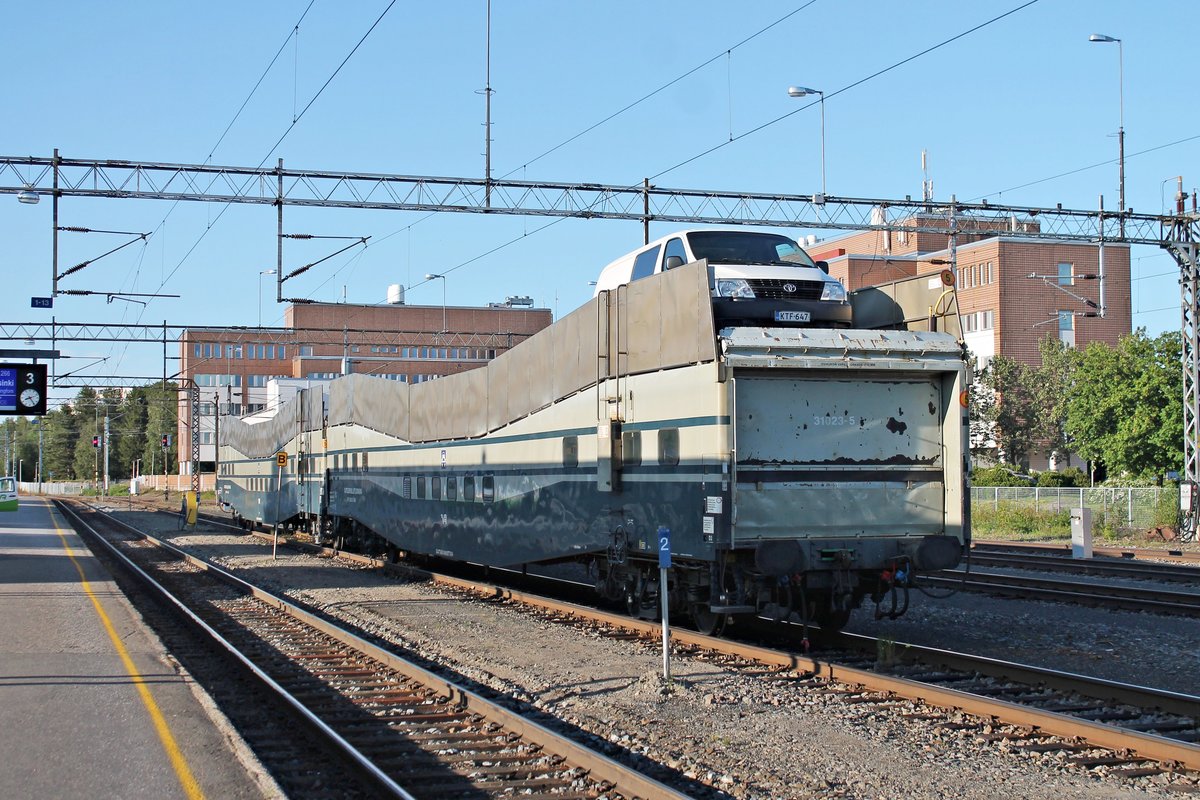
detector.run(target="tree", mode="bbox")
[1065,330,1182,479]
[142,381,179,476]
[42,404,78,480]
[116,388,149,480]
[72,388,102,484]
[1033,337,1077,465]
[966,354,998,462]
[976,354,1042,467]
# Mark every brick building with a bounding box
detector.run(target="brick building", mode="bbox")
[811,213,1131,468]
[177,298,552,471]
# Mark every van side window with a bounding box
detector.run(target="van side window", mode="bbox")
[622,430,642,467]
[630,245,661,281]
[663,237,687,268]
[482,474,495,502]
[562,436,578,468]
[464,475,475,502]
[658,428,680,466]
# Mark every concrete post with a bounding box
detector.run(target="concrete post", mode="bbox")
[1071,507,1093,559]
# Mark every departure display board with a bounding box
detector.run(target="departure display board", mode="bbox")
[0,364,48,416]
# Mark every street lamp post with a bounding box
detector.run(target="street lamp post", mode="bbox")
[787,86,826,199]
[258,269,276,327]
[424,273,447,334]
[1089,34,1124,225]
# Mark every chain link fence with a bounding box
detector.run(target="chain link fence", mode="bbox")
[970,486,1178,531]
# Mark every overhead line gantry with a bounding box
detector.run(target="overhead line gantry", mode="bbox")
[3,151,1199,537]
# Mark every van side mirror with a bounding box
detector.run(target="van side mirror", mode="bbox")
[663,255,684,270]
[816,260,829,274]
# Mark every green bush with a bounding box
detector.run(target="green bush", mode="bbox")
[1153,492,1181,528]
[971,504,1072,540]
[970,465,1033,487]
[1035,467,1087,487]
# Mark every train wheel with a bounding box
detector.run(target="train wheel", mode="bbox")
[815,606,852,632]
[691,605,727,637]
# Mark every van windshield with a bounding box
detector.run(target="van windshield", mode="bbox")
[686,231,817,268]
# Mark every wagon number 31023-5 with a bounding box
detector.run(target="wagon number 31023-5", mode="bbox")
[812,415,861,426]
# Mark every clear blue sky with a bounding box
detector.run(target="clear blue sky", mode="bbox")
[3,0,1196,406]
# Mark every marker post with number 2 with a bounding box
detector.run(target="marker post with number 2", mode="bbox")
[658,525,671,682]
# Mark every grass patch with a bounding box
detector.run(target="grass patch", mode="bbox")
[971,504,1072,541]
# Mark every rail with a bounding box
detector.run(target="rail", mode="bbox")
[60,499,691,799]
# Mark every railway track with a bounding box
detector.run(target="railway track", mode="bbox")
[427,574,1200,779]
[974,539,1200,565]
[924,569,1200,616]
[965,549,1200,584]
[95,499,1200,787]
[57,498,691,800]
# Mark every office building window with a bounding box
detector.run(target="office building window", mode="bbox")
[1058,310,1075,347]
[1058,262,1073,286]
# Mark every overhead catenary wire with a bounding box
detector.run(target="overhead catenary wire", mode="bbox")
[93,0,398,385]
[409,1,1044,298]
[497,1,820,180]
[360,1,825,310]
[102,0,319,375]
[137,1,398,302]
[648,0,1041,183]
[970,132,1200,203]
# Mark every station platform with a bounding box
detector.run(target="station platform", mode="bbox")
[0,496,270,800]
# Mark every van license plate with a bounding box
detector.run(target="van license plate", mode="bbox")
[774,311,811,322]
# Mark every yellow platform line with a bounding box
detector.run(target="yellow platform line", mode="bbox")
[44,499,206,800]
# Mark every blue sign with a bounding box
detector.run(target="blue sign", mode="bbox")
[657,525,671,569]
[30,297,52,309]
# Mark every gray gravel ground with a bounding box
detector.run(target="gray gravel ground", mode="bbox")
[110,509,1200,800]
[844,570,1200,696]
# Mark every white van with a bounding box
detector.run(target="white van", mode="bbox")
[592,229,851,328]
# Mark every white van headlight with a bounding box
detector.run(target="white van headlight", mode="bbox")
[820,281,847,302]
[716,279,755,298]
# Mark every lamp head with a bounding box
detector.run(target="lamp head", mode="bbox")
[1089,33,1119,43]
[425,273,442,280]
[787,86,820,98]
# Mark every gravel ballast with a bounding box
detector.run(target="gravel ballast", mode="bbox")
[110,509,1199,799]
